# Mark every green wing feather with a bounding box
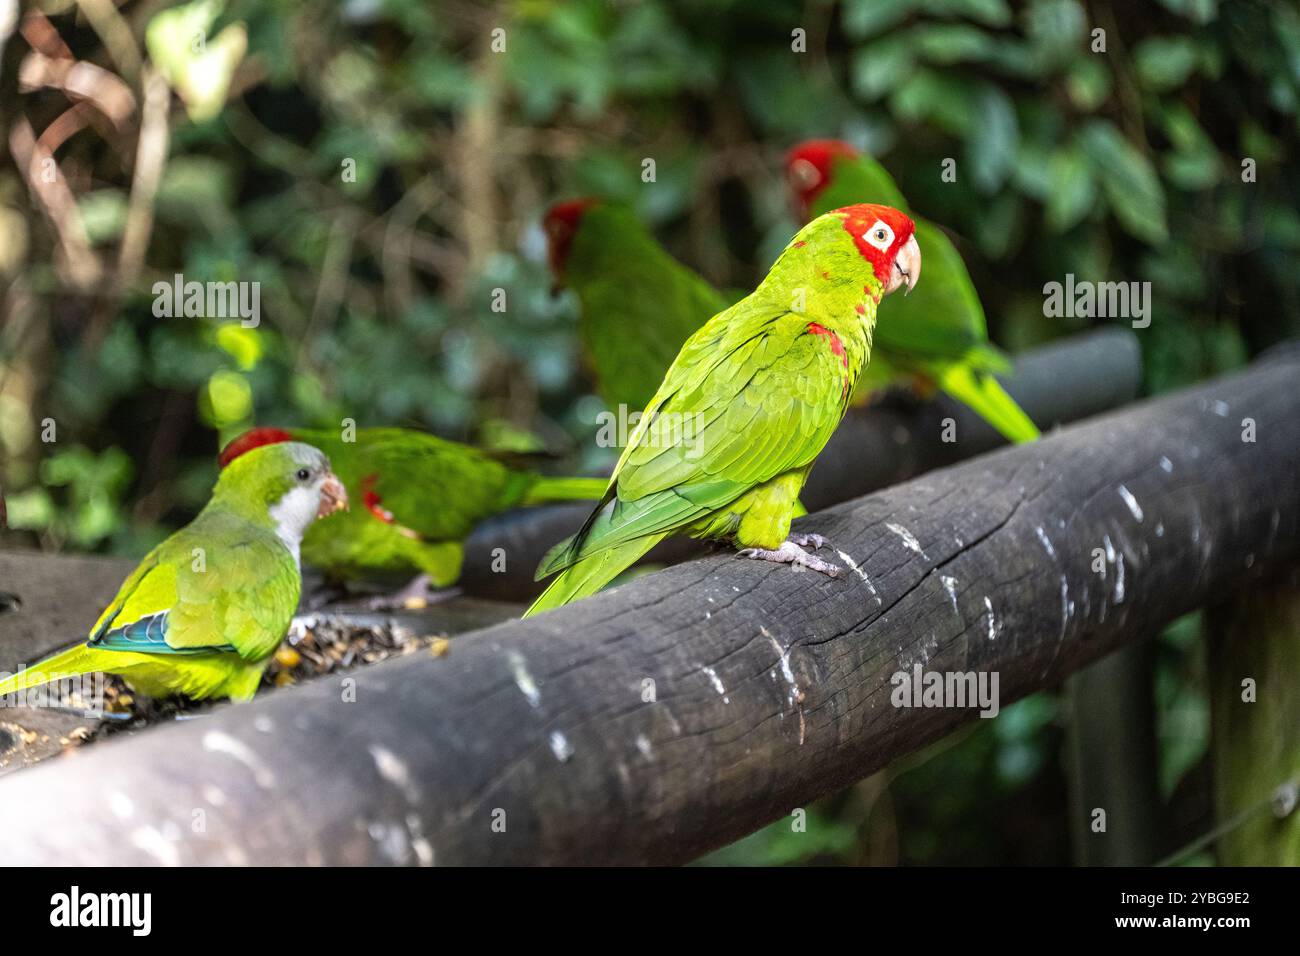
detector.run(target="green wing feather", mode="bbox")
[567,205,730,411]
[88,511,297,661]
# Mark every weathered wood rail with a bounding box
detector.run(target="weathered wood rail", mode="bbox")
[0,346,1293,865]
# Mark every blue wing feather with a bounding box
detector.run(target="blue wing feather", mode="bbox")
[89,611,236,655]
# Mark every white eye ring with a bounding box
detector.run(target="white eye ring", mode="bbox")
[862,219,894,251]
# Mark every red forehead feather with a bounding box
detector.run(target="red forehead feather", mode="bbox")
[544,197,600,232]
[833,203,915,272]
[837,203,914,236]
[543,197,601,277]
[218,427,294,469]
[785,139,860,216]
[785,139,859,176]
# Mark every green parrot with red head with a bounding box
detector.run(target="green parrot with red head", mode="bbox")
[545,198,731,413]
[526,203,921,616]
[785,139,1039,443]
[218,426,606,606]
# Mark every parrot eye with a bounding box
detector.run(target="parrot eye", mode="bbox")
[296,468,311,482]
[863,220,894,252]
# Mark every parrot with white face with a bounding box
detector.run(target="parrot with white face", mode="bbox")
[0,441,347,702]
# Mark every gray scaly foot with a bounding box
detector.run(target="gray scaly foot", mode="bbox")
[737,539,842,578]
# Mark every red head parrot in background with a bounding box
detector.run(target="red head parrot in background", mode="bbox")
[525,203,921,616]
[218,426,607,607]
[0,441,347,702]
[786,139,1039,443]
[545,199,731,413]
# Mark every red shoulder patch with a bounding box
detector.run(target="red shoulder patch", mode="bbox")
[361,474,394,524]
[808,322,852,400]
[218,427,294,469]
[360,474,423,540]
[807,322,845,359]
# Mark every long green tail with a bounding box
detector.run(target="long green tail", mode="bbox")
[520,475,610,506]
[935,362,1040,444]
[0,644,113,698]
[523,532,668,618]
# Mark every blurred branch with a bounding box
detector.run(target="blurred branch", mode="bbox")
[18,8,72,58]
[224,104,466,290]
[7,117,101,289]
[381,175,440,316]
[18,52,136,134]
[451,12,504,300]
[0,0,15,64]
[117,65,171,290]
[73,0,143,86]
[298,209,359,371]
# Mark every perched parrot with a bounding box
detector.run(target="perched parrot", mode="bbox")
[217,426,608,604]
[545,199,731,412]
[0,441,347,703]
[525,203,921,616]
[786,139,1039,443]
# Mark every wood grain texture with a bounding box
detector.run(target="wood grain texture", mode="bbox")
[0,349,1292,865]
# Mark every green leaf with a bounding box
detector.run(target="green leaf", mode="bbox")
[146,0,247,123]
[1077,120,1168,244]
[974,191,1023,259]
[1159,103,1221,190]
[911,24,998,65]
[1134,36,1198,90]
[1065,57,1112,110]
[966,84,1019,193]
[1164,151,1221,190]
[851,36,915,100]
[1154,0,1218,25]
[922,0,1012,28]
[1011,142,1053,199]
[890,68,977,136]
[78,191,129,245]
[1024,0,1087,70]
[406,51,473,108]
[842,0,918,40]
[1044,148,1096,232]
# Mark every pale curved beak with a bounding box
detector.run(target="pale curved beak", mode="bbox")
[886,234,922,296]
[317,472,348,519]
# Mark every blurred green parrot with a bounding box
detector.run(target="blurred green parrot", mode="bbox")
[0,440,347,702]
[786,139,1039,443]
[525,203,921,616]
[218,426,607,605]
[545,198,730,412]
